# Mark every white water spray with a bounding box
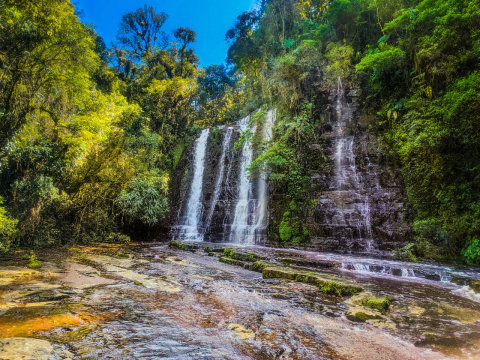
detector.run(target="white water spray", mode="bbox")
[176,129,209,241]
[254,109,276,236]
[229,116,256,244]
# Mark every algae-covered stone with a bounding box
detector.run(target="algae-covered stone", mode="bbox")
[359,296,392,314]
[227,324,255,340]
[407,305,426,317]
[262,267,362,297]
[169,241,190,251]
[219,257,245,267]
[349,292,392,314]
[280,258,295,265]
[219,256,269,273]
[0,338,53,360]
[345,310,383,323]
[223,248,262,262]
[249,261,269,273]
[471,281,480,293]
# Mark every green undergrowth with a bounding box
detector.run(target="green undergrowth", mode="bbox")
[24,251,42,269]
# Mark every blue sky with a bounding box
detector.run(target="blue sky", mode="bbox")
[76,0,258,67]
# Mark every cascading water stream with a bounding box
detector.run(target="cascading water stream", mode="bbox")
[176,129,210,241]
[204,127,233,235]
[229,109,276,245]
[254,109,276,236]
[229,116,257,244]
[332,77,374,250]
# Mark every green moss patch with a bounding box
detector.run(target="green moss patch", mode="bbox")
[262,267,363,297]
[219,257,269,273]
[359,296,392,314]
[169,241,190,251]
[26,260,43,269]
[222,248,263,262]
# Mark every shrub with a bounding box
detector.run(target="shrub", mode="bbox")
[211,128,220,140]
[116,177,169,226]
[0,197,17,253]
[395,243,417,262]
[190,124,201,135]
[461,238,480,265]
[25,251,42,269]
[279,221,293,242]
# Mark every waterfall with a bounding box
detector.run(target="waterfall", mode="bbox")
[254,109,276,236]
[332,77,375,250]
[175,109,276,245]
[176,129,210,242]
[204,127,233,235]
[229,109,276,245]
[229,116,257,245]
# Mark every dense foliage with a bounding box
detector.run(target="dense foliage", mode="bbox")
[1,0,479,264]
[226,0,480,260]
[0,1,242,249]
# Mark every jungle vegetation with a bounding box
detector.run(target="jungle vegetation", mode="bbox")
[226,0,480,261]
[0,0,479,264]
[0,0,243,251]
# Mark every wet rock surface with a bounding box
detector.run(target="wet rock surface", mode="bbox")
[1,243,480,359]
[0,338,53,360]
[274,83,413,255]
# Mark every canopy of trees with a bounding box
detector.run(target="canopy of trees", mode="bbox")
[0,1,242,251]
[1,0,479,264]
[226,0,480,261]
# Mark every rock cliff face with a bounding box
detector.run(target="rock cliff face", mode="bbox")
[173,97,411,254]
[201,126,242,242]
[267,84,412,254]
[172,112,276,245]
[171,124,246,242]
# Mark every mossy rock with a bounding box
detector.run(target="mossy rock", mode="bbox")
[249,261,269,273]
[262,267,363,297]
[359,296,392,314]
[115,252,130,258]
[27,260,43,269]
[169,241,190,251]
[219,257,246,267]
[223,248,262,262]
[280,258,295,265]
[346,311,383,323]
[219,256,269,273]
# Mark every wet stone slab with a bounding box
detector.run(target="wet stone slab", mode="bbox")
[1,244,479,359]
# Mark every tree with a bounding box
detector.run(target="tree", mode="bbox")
[116,5,169,58]
[173,28,198,77]
[0,0,98,150]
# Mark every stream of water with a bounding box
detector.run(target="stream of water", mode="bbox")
[176,129,210,241]
[229,116,258,245]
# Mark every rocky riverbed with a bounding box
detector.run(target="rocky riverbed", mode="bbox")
[0,243,479,359]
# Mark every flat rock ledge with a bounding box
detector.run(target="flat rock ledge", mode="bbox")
[0,338,53,360]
